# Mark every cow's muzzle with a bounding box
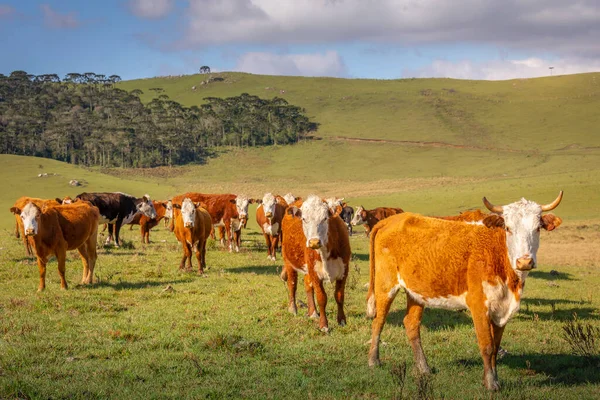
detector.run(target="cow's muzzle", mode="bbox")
[307,238,322,249]
[25,229,35,236]
[184,222,193,228]
[516,256,535,271]
[265,212,273,218]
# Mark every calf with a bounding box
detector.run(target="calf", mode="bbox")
[172,198,212,273]
[11,197,61,256]
[282,195,351,332]
[350,206,404,237]
[75,192,156,247]
[256,193,287,261]
[339,205,354,236]
[366,192,563,391]
[127,200,168,243]
[11,201,100,291]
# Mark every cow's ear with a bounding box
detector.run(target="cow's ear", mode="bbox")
[287,207,301,218]
[342,202,347,208]
[10,207,20,215]
[161,202,168,208]
[361,209,368,219]
[55,198,63,204]
[229,199,236,204]
[541,214,562,231]
[173,204,181,209]
[194,202,201,208]
[249,199,256,204]
[482,214,505,229]
[256,199,263,204]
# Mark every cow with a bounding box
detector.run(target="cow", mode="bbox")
[10,201,100,291]
[282,195,352,332]
[11,197,62,256]
[164,200,174,227]
[255,193,287,261]
[74,192,156,247]
[340,205,354,235]
[350,206,404,237]
[170,193,256,252]
[435,209,489,224]
[126,200,169,243]
[283,193,300,206]
[366,192,563,391]
[172,198,212,273]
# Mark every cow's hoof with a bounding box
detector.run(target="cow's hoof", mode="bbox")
[288,305,297,315]
[338,319,346,327]
[320,326,329,333]
[368,358,381,368]
[309,311,319,319]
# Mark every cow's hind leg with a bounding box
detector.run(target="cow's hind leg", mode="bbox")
[86,231,98,284]
[77,245,91,285]
[404,295,430,374]
[368,284,398,366]
[56,250,68,290]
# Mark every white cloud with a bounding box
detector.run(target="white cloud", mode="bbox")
[129,0,174,19]
[172,0,600,58]
[234,51,347,77]
[404,57,600,80]
[40,4,80,29]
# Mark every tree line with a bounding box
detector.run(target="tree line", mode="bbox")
[0,70,318,167]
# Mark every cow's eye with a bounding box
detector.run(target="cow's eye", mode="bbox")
[505,227,511,234]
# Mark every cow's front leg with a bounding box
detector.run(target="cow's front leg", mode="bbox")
[334,275,347,326]
[113,220,123,247]
[36,255,48,292]
[469,301,500,391]
[309,268,329,332]
[404,295,430,374]
[285,266,298,315]
[303,274,318,318]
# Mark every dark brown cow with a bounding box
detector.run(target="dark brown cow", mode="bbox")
[256,193,287,261]
[366,193,563,390]
[170,193,256,252]
[172,198,212,273]
[126,200,168,243]
[282,195,352,332]
[11,196,61,256]
[350,206,404,237]
[10,201,99,291]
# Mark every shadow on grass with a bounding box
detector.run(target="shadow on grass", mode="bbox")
[502,353,600,385]
[386,308,472,330]
[529,270,574,281]
[518,306,598,321]
[352,252,369,262]
[227,265,281,276]
[87,278,192,291]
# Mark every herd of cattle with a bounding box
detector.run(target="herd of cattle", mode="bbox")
[9,190,564,391]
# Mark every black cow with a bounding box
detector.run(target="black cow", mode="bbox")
[75,192,156,247]
[340,205,354,236]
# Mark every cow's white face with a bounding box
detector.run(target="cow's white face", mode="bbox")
[181,198,196,228]
[137,194,157,219]
[283,193,296,206]
[235,195,252,223]
[324,197,344,213]
[299,195,330,249]
[262,193,277,220]
[500,199,544,272]
[351,206,365,226]
[20,203,40,236]
[165,200,173,220]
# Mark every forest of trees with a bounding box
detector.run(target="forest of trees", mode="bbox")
[0,71,318,167]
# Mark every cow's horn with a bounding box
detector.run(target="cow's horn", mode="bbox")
[540,191,563,212]
[482,197,503,213]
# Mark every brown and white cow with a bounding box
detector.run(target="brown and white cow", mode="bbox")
[170,193,255,252]
[366,192,563,391]
[283,193,300,206]
[172,198,212,273]
[350,206,404,237]
[282,195,352,332]
[127,200,169,243]
[11,201,100,291]
[256,193,287,261]
[11,197,62,256]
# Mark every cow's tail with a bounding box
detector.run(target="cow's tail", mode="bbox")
[366,222,381,319]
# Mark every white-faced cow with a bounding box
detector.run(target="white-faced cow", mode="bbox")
[172,198,212,273]
[282,195,352,332]
[255,193,287,260]
[283,193,300,206]
[75,192,156,247]
[11,201,100,291]
[366,192,563,391]
[10,196,62,256]
[351,206,404,237]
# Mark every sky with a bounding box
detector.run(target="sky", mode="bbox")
[0,0,599,81]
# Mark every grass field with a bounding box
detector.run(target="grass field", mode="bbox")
[2,72,600,398]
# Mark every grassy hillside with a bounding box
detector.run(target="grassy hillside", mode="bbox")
[119,72,600,151]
